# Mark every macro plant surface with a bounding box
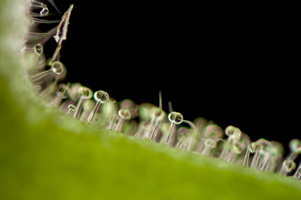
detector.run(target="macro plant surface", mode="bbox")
[0,0,301,200]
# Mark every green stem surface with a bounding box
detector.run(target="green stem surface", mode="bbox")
[0,1,301,199]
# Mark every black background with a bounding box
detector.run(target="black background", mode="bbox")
[40,1,300,156]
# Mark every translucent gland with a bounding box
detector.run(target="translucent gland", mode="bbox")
[203,125,223,139]
[141,91,165,140]
[24,44,43,55]
[115,109,131,132]
[148,107,167,141]
[101,98,118,119]
[220,125,241,159]
[83,100,95,111]
[34,43,43,55]
[267,141,284,158]
[40,6,49,16]
[165,112,183,146]
[293,162,301,180]
[119,109,131,119]
[57,84,70,99]
[29,1,48,16]
[194,117,209,128]
[250,142,263,153]
[30,61,64,82]
[28,14,62,27]
[95,90,109,103]
[224,138,246,163]
[201,138,218,156]
[235,134,250,167]
[69,83,82,101]
[203,138,225,157]
[194,117,209,134]
[232,139,243,154]
[168,112,183,125]
[154,108,164,121]
[258,141,284,172]
[250,141,264,169]
[285,160,296,172]
[152,107,166,121]
[80,87,93,99]
[97,98,119,130]
[138,103,157,122]
[87,90,109,122]
[257,139,271,152]
[138,103,165,140]
[280,160,296,176]
[205,139,217,148]
[73,87,93,119]
[66,104,76,115]
[201,139,216,156]
[288,139,301,161]
[120,99,138,119]
[225,125,241,139]
[263,141,284,172]
[37,62,65,98]
[49,83,70,107]
[255,140,271,170]
[52,61,64,74]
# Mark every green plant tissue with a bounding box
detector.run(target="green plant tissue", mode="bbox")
[0,0,301,200]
